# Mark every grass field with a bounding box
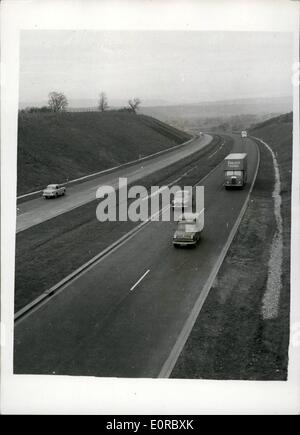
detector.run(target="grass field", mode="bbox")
[17,111,191,195]
[171,112,292,380]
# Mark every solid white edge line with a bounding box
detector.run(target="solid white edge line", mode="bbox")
[16,134,212,232]
[208,148,219,159]
[16,134,198,200]
[130,269,150,292]
[208,139,224,159]
[14,134,223,324]
[158,137,260,378]
[142,136,223,202]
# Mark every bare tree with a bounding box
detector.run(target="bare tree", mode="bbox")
[48,91,68,112]
[128,98,141,113]
[98,92,109,112]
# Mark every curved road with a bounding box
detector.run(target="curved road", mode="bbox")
[14,134,259,377]
[16,134,212,233]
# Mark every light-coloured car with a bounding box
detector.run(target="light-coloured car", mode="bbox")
[173,211,204,247]
[42,184,66,199]
[171,190,191,210]
[241,130,248,138]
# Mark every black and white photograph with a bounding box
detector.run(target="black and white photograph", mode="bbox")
[1,0,300,415]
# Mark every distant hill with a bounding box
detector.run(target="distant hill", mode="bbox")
[140,96,292,121]
[17,111,191,195]
[250,111,293,151]
[250,111,292,130]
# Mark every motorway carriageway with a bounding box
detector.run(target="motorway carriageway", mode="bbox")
[14,135,259,378]
[16,134,212,233]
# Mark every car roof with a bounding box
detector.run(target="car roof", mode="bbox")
[178,210,204,221]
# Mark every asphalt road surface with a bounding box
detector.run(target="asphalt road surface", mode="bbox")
[14,135,258,377]
[16,134,212,233]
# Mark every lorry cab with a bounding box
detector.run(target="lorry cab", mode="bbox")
[224,153,247,189]
[224,169,243,186]
[173,211,204,247]
[241,130,247,138]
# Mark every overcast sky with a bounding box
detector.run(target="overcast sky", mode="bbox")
[19,30,294,106]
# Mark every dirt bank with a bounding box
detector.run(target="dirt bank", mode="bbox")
[171,114,292,380]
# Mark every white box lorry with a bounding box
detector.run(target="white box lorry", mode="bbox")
[173,211,204,247]
[224,153,247,188]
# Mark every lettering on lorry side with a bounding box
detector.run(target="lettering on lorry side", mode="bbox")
[227,161,242,168]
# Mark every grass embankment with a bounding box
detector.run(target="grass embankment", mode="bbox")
[15,135,233,312]
[17,111,191,195]
[171,112,292,380]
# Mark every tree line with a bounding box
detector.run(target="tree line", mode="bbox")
[20,91,141,114]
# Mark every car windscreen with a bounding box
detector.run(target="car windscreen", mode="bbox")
[177,222,197,232]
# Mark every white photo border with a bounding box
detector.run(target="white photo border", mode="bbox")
[1,0,299,415]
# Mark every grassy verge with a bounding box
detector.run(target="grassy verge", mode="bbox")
[17,111,191,195]
[15,135,233,312]
[171,113,292,380]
